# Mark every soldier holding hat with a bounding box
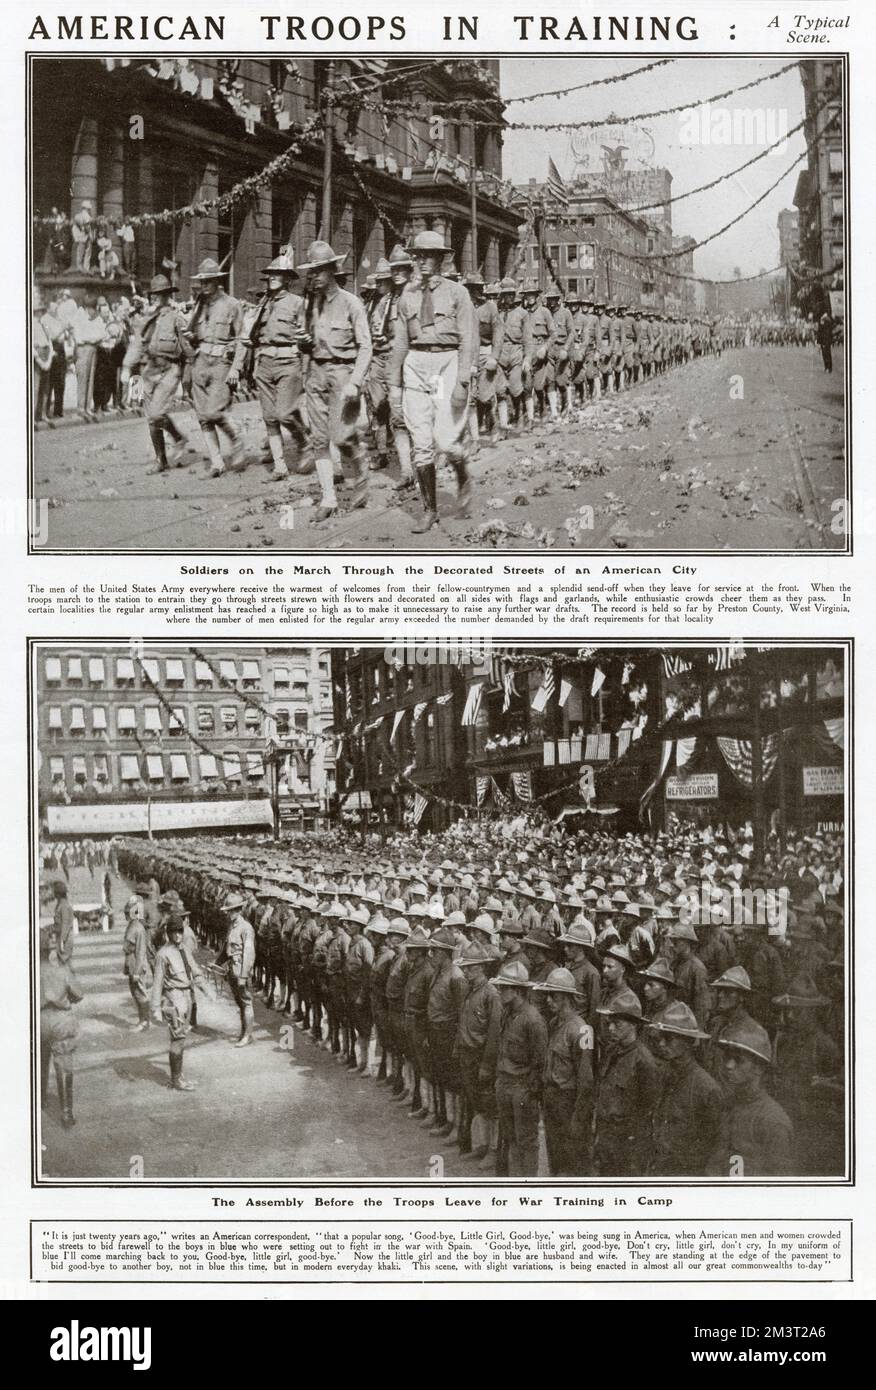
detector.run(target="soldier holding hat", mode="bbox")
[244,253,306,482]
[534,966,595,1175]
[120,273,190,474]
[390,228,478,532]
[297,239,373,522]
[183,257,247,478]
[647,1001,722,1175]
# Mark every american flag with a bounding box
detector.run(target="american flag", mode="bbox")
[502,668,518,712]
[543,663,556,703]
[545,156,568,207]
[512,771,533,802]
[462,682,484,726]
[411,793,429,826]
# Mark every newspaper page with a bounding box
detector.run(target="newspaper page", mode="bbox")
[1,0,871,1342]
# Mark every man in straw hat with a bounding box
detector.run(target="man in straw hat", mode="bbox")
[120,273,190,475]
[647,1001,721,1175]
[183,257,247,478]
[493,960,547,1176]
[533,966,595,1175]
[708,1019,794,1176]
[389,228,478,533]
[296,239,372,522]
[244,253,306,482]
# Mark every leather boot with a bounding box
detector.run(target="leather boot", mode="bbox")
[146,425,169,475]
[412,465,439,532]
[61,1072,76,1128]
[234,1004,255,1046]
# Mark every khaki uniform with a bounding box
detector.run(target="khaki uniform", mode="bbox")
[187,290,246,424]
[391,276,477,468]
[247,290,305,426]
[123,304,185,425]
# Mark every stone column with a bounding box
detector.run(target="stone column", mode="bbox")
[101,124,125,224]
[71,117,99,214]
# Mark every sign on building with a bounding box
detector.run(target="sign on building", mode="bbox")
[665,772,719,801]
[802,766,843,796]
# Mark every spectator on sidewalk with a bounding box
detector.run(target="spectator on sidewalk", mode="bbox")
[71,293,107,418]
[32,288,54,422]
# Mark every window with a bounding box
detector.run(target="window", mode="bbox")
[197,705,215,733]
[241,660,261,688]
[116,657,135,684]
[318,657,330,677]
[828,150,843,176]
[93,754,109,783]
[48,706,62,732]
[223,751,242,781]
[67,657,83,683]
[832,195,844,219]
[146,755,164,782]
[92,707,107,733]
[275,707,290,736]
[119,754,140,782]
[45,657,62,684]
[117,707,136,733]
[221,706,237,733]
[70,756,87,785]
[565,278,578,297]
[88,657,105,684]
[199,753,219,780]
[143,706,162,734]
[274,666,290,690]
[68,706,85,735]
[246,751,265,779]
[50,756,65,786]
[830,242,844,266]
[169,708,186,736]
[170,754,190,782]
[244,708,261,733]
[195,660,213,686]
[141,659,160,685]
[294,710,308,731]
[166,659,185,684]
[548,243,560,266]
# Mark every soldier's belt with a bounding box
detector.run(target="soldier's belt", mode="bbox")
[256,345,299,359]
[197,343,231,358]
[408,343,458,353]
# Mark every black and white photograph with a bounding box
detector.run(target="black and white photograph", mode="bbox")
[29,55,847,553]
[33,639,849,1183]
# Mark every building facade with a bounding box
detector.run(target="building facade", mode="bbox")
[37,643,334,835]
[517,186,653,307]
[793,58,844,314]
[31,57,522,299]
[777,208,800,267]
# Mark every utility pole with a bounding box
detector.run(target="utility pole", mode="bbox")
[319,60,335,242]
[537,201,546,292]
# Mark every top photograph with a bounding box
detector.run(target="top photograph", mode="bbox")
[28,54,848,554]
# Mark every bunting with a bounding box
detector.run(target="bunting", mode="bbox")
[462,682,484,726]
[716,735,781,788]
[512,771,533,802]
[558,678,573,709]
[390,709,406,742]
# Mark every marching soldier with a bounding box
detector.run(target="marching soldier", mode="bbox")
[120,273,190,474]
[184,258,247,478]
[496,278,532,432]
[647,1001,722,1176]
[245,254,306,482]
[40,925,83,1127]
[465,270,504,444]
[297,240,373,522]
[390,228,478,533]
[522,281,553,424]
[493,960,547,1177]
[534,966,595,1175]
[122,894,152,1032]
[545,287,575,418]
[150,912,212,1092]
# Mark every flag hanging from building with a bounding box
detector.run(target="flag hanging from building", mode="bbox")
[661,654,693,678]
[713,643,747,671]
[475,776,489,807]
[491,777,510,809]
[512,771,533,802]
[436,692,453,706]
[558,677,573,708]
[502,668,518,712]
[591,666,606,697]
[411,793,429,826]
[390,709,406,742]
[462,682,484,726]
[545,156,568,207]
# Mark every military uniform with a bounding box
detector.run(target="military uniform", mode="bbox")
[474,297,504,408]
[222,911,256,1044]
[304,283,372,513]
[594,1036,659,1176]
[649,1053,722,1176]
[708,1089,794,1177]
[495,996,548,1176]
[122,290,187,470]
[247,286,305,445]
[185,272,247,475]
[40,951,83,1126]
[123,914,152,1026]
[457,973,502,1150]
[542,1010,594,1175]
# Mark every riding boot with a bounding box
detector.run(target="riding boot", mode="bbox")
[412,464,439,532]
[60,1071,76,1128]
[147,424,169,474]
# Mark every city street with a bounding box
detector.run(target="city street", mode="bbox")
[39,868,467,1182]
[34,345,844,553]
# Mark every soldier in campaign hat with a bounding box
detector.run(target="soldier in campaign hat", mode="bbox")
[594,988,659,1176]
[244,253,306,482]
[456,943,502,1163]
[183,257,248,479]
[493,960,547,1177]
[121,272,190,475]
[533,967,595,1175]
[708,1019,794,1176]
[647,1001,721,1175]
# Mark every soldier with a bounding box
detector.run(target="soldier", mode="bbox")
[523,281,554,423]
[216,891,256,1047]
[245,254,306,482]
[425,925,467,1137]
[558,920,601,1026]
[120,273,189,475]
[390,228,478,533]
[456,942,502,1162]
[325,903,351,1057]
[403,926,436,1119]
[122,894,152,1032]
[772,976,841,1176]
[493,960,548,1177]
[647,1001,722,1176]
[593,988,659,1176]
[365,258,396,473]
[150,912,211,1092]
[706,965,756,1081]
[667,921,712,1030]
[546,287,575,418]
[297,240,373,522]
[597,302,614,395]
[496,278,532,432]
[709,1019,794,1177]
[40,925,84,1128]
[183,258,247,479]
[533,966,595,1176]
[367,914,395,1083]
[385,918,412,1099]
[345,904,373,1072]
[638,956,676,1024]
[465,270,504,444]
[52,881,76,965]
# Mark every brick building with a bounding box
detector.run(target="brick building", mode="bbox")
[31,57,522,300]
[36,643,335,835]
[793,58,844,314]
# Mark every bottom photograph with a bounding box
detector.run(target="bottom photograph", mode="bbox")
[32,639,849,1184]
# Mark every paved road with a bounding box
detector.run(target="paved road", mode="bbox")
[34,346,845,552]
[39,871,469,1182]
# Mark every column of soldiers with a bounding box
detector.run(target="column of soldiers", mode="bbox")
[101,830,845,1180]
[120,243,735,534]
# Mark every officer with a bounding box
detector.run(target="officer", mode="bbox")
[465,270,504,444]
[390,228,478,533]
[533,966,595,1176]
[647,1000,722,1176]
[151,912,211,1092]
[217,891,256,1047]
[40,925,84,1127]
[593,988,659,1176]
[122,894,152,1032]
[297,240,373,522]
[120,274,189,474]
[456,942,502,1162]
[184,258,247,479]
[493,960,548,1177]
[709,1019,794,1177]
[496,278,532,432]
[245,254,306,482]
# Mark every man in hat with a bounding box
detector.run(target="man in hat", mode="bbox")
[389,228,478,533]
[457,943,502,1162]
[496,278,532,431]
[151,913,212,1092]
[638,956,676,1025]
[244,253,306,482]
[367,914,395,1083]
[40,924,84,1127]
[52,880,75,965]
[522,281,553,424]
[465,270,504,444]
[426,925,467,1137]
[647,1001,722,1175]
[120,273,190,474]
[534,966,595,1175]
[667,922,711,1030]
[709,1019,794,1176]
[296,239,372,521]
[122,893,153,1032]
[545,286,575,419]
[385,919,413,1098]
[344,905,373,1072]
[558,921,601,1027]
[493,960,547,1176]
[365,255,406,478]
[216,892,257,1047]
[184,258,247,478]
[594,989,659,1176]
[772,976,841,1176]
[706,965,756,1081]
[403,926,436,1118]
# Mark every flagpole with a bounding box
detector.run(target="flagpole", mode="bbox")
[469,112,478,276]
